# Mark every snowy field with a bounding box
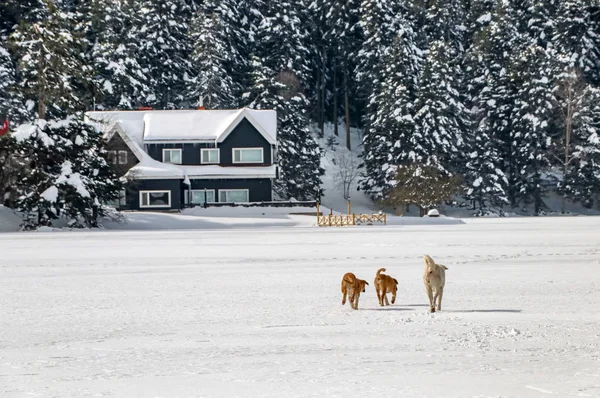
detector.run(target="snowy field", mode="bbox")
[1,217,600,397]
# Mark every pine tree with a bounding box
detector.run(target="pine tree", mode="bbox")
[551,61,600,212]
[463,1,520,210]
[360,15,421,199]
[91,0,150,109]
[10,0,90,120]
[508,44,554,213]
[187,0,244,109]
[413,40,465,175]
[133,0,194,109]
[245,1,324,200]
[552,0,600,85]
[323,0,362,148]
[357,2,417,199]
[423,0,468,53]
[13,116,122,229]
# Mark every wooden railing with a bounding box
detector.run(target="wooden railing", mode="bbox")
[316,203,387,227]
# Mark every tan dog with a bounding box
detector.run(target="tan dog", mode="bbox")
[374,268,398,306]
[341,272,369,310]
[423,254,448,313]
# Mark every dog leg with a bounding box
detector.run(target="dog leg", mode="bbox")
[376,288,383,306]
[425,285,435,312]
[383,291,390,306]
[342,288,347,305]
[353,294,360,310]
[391,291,396,305]
[437,287,443,311]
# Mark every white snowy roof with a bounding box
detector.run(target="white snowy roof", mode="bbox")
[87,108,277,145]
[85,108,278,181]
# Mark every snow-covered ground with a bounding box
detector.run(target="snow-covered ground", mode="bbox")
[1,217,599,397]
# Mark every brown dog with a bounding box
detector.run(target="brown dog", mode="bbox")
[341,272,369,310]
[374,268,398,306]
[423,254,448,313]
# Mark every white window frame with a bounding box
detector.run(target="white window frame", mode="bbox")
[219,189,250,203]
[162,148,182,164]
[184,189,216,205]
[201,148,220,164]
[107,150,117,165]
[118,150,128,165]
[232,147,264,164]
[139,190,171,208]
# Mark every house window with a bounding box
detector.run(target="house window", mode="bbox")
[233,148,263,164]
[140,190,171,208]
[107,150,117,164]
[162,148,182,164]
[201,148,219,164]
[219,189,249,203]
[184,189,216,205]
[118,150,128,164]
[105,188,126,208]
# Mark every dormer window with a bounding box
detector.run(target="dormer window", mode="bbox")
[233,148,263,164]
[162,148,182,164]
[201,148,220,164]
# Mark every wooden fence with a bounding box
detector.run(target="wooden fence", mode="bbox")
[316,202,387,227]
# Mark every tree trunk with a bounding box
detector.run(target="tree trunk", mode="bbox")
[562,81,574,215]
[343,69,351,150]
[333,68,338,137]
[316,70,323,138]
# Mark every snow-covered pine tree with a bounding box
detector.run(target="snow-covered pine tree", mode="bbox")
[133,0,194,109]
[551,60,600,212]
[10,0,90,119]
[423,0,468,53]
[462,1,519,212]
[552,0,600,85]
[91,0,150,110]
[13,116,122,229]
[323,0,362,148]
[521,0,560,48]
[0,42,28,207]
[361,16,422,200]
[245,1,324,200]
[508,44,554,213]
[187,0,244,109]
[357,1,415,199]
[413,40,465,176]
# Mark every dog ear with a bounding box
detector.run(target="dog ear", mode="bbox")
[365,281,369,285]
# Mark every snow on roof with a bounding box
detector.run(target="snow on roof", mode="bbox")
[85,108,278,181]
[143,109,241,142]
[87,108,276,144]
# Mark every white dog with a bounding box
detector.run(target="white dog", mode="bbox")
[423,254,448,313]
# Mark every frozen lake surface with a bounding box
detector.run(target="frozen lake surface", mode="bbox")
[1,217,599,397]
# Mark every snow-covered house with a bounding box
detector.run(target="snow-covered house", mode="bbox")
[86,108,277,210]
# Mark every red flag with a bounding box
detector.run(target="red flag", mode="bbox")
[0,119,8,137]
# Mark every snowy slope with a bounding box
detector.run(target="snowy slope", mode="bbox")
[315,122,377,214]
[1,217,599,397]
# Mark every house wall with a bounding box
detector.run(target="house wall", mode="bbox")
[125,179,182,210]
[144,118,273,166]
[188,178,273,203]
[125,178,273,210]
[146,142,213,164]
[218,118,273,165]
[106,133,139,177]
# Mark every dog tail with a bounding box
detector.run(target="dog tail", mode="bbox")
[343,273,356,284]
[424,254,435,267]
[376,268,386,277]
